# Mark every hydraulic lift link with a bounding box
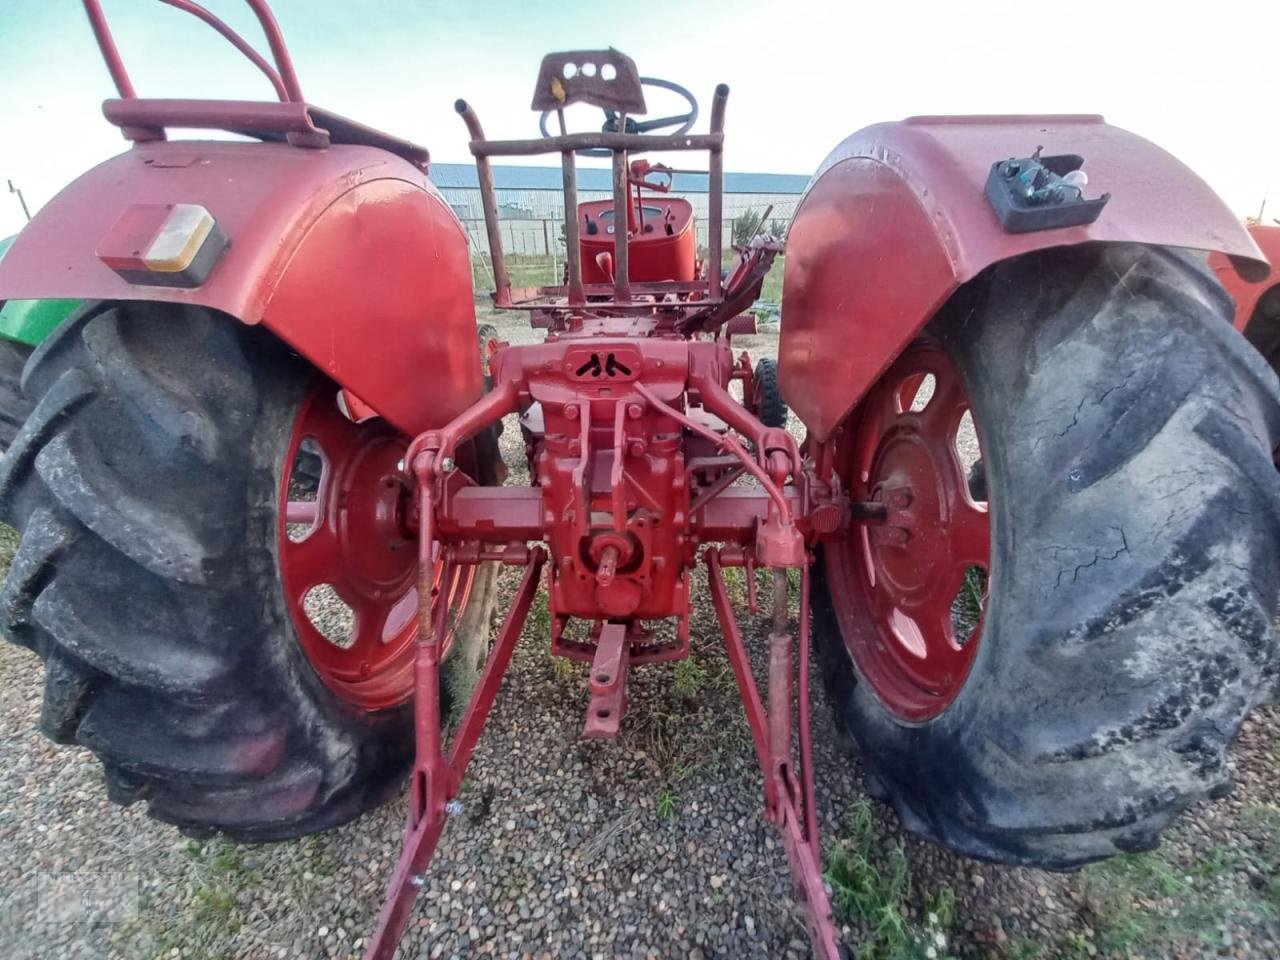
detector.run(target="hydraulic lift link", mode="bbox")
[705,549,840,960]
[363,487,547,960]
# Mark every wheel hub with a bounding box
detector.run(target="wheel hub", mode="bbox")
[278,386,473,710]
[868,436,950,597]
[828,342,991,721]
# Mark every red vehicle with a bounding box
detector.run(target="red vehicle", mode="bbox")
[1,4,1278,958]
[1212,222,1280,377]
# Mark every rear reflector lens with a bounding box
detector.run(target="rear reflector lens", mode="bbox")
[97,203,229,287]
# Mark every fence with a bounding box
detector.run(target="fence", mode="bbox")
[464,219,790,304]
[460,213,793,264]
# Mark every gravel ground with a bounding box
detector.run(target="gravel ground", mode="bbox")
[2,312,1279,960]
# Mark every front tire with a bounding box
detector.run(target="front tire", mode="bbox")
[0,301,496,840]
[814,243,1280,867]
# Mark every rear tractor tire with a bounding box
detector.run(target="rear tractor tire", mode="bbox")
[0,338,33,451]
[0,301,499,840]
[814,243,1280,867]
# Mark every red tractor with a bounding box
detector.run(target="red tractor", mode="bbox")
[1212,222,1280,378]
[2,4,1279,958]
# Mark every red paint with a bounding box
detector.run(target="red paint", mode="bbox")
[781,115,1270,441]
[278,386,475,710]
[418,331,810,628]
[583,622,630,738]
[0,141,479,435]
[824,342,990,720]
[1210,223,1280,331]
[365,550,547,960]
[706,551,840,957]
[578,196,697,285]
[83,0,304,103]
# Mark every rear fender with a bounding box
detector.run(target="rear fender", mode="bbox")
[0,236,80,346]
[1209,223,1280,331]
[0,141,482,436]
[779,116,1269,441]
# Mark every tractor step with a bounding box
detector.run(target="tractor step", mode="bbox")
[583,621,630,738]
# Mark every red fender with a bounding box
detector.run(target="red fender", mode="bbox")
[0,140,481,437]
[779,115,1269,442]
[1209,223,1280,332]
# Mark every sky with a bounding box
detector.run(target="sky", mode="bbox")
[0,0,1277,238]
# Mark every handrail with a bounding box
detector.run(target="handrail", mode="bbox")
[81,0,304,105]
[706,83,729,302]
[83,0,137,98]
[158,0,288,101]
[241,0,305,102]
[467,131,722,158]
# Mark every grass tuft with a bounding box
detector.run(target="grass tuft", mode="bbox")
[825,799,956,960]
[656,786,679,822]
[956,567,986,624]
[673,656,707,700]
[530,590,551,638]
[1074,838,1275,956]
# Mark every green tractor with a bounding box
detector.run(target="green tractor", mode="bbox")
[0,235,81,448]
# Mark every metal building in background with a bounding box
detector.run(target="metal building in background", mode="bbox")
[431,162,807,257]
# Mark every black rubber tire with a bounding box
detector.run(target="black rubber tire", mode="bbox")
[0,339,33,452]
[0,301,497,840]
[1243,284,1280,378]
[814,243,1280,868]
[752,357,788,429]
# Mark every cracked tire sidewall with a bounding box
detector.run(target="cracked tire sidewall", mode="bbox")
[814,242,1280,868]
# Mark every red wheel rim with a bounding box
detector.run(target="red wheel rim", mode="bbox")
[826,341,990,721]
[481,336,500,375]
[278,386,474,711]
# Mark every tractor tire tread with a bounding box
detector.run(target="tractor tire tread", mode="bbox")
[753,357,788,430]
[0,339,33,452]
[814,243,1280,868]
[0,300,494,840]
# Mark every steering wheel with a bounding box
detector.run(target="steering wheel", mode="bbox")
[539,77,699,157]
